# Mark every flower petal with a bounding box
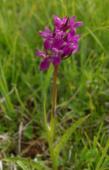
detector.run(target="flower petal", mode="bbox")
[52,56,61,65]
[40,58,50,71]
[72,35,80,43]
[54,16,68,30]
[53,16,62,28]
[72,44,79,54]
[69,16,76,28]
[39,27,53,39]
[44,38,53,49]
[67,33,80,43]
[62,45,72,56]
[74,21,83,28]
[36,50,46,58]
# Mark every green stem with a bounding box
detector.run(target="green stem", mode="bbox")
[51,65,59,118]
[49,140,57,170]
[48,65,59,170]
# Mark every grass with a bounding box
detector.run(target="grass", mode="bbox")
[0,0,109,169]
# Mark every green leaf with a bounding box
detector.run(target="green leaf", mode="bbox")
[16,160,29,170]
[53,115,89,165]
[4,157,50,170]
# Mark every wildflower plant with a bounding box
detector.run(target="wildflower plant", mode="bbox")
[36,16,88,170]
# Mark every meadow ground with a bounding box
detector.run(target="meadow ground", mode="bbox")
[0,0,109,169]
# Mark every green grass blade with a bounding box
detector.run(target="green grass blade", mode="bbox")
[53,115,89,165]
[95,139,109,170]
[86,26,105,51]
[4,157,50,170]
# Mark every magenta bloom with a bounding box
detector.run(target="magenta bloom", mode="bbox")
[36,16,83,71]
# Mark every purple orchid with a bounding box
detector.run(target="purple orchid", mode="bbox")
[36,16,83,71]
